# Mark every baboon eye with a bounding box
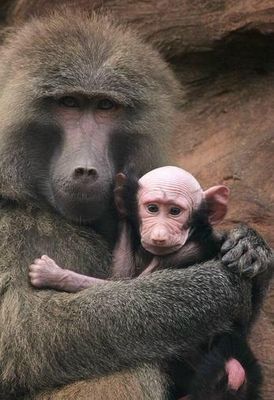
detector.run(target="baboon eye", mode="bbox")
[170,207,182,216]
[59,96,80,108]
[147,204,159,213]
[97,98,116,110]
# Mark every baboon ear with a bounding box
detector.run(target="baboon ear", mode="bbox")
[203,185,230,225]
[115,173,127,188]
[114,173,127,217]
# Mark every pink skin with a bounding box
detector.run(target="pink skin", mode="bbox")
[176,359,246,400]
[226,358,246,390]
[29,255,105,292]
[138,166,229,256]
[177,359,246,400]
[29,167,244,392]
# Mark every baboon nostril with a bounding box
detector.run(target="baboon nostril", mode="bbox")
[74,167,85,176]
[87,169,98,178]
[73,168,98,181]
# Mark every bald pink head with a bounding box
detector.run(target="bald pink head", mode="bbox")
[137,166,229,256]
[139,166,204,211]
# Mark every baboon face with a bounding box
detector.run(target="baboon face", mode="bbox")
[45,94,121,223]
[0,12,179,223]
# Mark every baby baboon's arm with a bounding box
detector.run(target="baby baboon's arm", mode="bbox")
[29,255,105,292]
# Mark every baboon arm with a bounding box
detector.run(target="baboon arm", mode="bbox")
[139,256,160,276]
[111,222,136,278]
[0,263,251,393]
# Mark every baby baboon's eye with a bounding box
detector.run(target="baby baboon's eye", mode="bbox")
[169,206,182,216]
[147,204,159,213]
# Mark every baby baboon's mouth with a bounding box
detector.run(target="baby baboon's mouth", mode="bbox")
[141,242,182,256]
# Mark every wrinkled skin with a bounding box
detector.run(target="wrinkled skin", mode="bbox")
[137,166,229,255]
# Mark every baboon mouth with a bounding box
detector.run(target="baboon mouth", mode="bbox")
[50,188,109,222]
[142,243,182,256]
[52,185,109,203]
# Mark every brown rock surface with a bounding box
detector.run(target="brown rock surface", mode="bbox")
[4,0,274,57]
[1,0,274,397]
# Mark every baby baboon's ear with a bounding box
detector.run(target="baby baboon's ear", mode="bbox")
[203,185,230,225]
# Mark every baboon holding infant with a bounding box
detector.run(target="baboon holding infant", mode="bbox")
[0,8,273,400]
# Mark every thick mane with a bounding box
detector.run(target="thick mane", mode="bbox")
[0,11,179,203]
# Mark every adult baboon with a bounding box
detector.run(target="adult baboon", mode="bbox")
[0,9,272,400]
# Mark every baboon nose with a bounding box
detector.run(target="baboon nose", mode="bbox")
[73,167,98,182]
[151,227,168,246]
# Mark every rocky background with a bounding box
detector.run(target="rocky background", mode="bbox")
[1,1,274,397]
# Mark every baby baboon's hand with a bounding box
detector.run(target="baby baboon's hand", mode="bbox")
[29,255,64,289]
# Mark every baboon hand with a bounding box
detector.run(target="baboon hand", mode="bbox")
[221,224,273,278]
[29,255,64,288]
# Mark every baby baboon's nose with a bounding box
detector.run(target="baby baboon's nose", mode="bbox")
[151,227,168,246]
